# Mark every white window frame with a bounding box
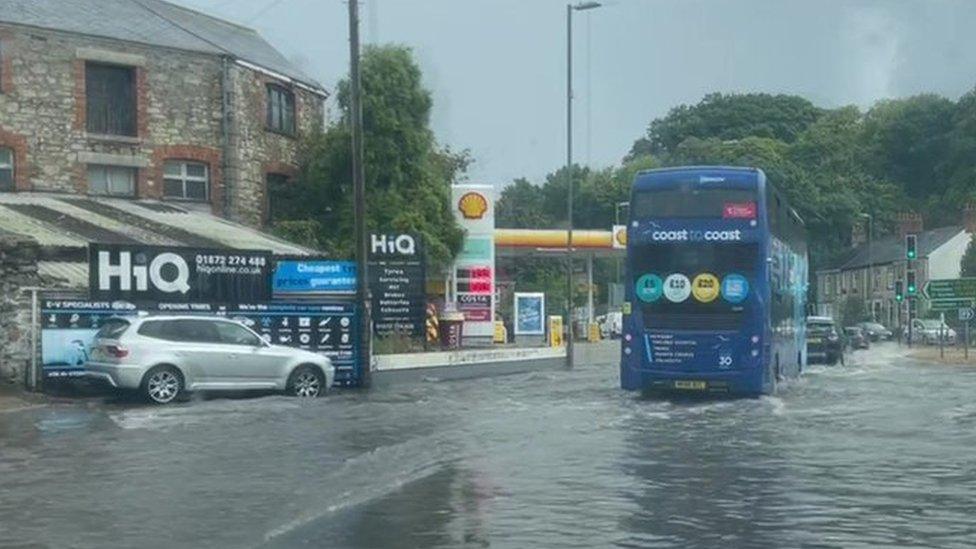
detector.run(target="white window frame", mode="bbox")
[0,147,13,190]
[88,164,135,197]
[163,160,209,201]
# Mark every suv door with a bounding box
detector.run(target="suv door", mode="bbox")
[212,321,285,382]
[162,319,231,384]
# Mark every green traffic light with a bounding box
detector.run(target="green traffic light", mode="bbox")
[908,285,916,294]
[907,251,916,259]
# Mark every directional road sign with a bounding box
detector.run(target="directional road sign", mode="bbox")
[960,307,975,322]
[922,278,976,300]
[929,298,974,312]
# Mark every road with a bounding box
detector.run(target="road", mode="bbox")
[2,342,975,548]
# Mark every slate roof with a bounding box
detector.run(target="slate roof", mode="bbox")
[824,225,964,272]
[0,192,314,288]
[0,0,325,93]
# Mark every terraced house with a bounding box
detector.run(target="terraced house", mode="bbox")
[0,0,327,226]
[0,0,327,386]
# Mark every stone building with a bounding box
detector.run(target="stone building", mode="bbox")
[815,211,976,328]
[0,0,327,227]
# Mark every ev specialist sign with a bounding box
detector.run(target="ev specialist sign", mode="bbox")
[89,244,273,303]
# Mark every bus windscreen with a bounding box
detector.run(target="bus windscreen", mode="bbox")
[632,188,757,219]
[631,242,758,330]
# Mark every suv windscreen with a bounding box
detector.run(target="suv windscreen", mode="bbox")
[214,322,262,346]
[808,322,836,335]
[95,318,130,339]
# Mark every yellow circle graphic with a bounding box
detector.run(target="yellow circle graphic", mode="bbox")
[692,273,720,303]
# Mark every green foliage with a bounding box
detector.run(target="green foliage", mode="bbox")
[500,87,976,309]
[272,45,465,271]
[961,236,976,278]
[628,92,822,159]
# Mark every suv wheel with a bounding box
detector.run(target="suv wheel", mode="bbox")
[143,366,183,405]
[287,365,325,398]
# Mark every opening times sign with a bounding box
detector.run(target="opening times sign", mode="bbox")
[368,233,426,338]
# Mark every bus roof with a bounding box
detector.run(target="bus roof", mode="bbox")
[635,166,764,178]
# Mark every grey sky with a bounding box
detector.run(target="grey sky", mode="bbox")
[175,0,976,187]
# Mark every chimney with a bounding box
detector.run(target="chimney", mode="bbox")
[964,204,976,234]
[850,220,867,248]
[897,212,923,238]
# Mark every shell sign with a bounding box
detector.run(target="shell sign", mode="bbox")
[612,225,628,249]
[458,192,489,220]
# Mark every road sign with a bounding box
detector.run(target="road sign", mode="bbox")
[922,278,976,300]
[929,298,974,311]
[960,307,975,322]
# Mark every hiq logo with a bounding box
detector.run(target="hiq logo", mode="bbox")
[651,229,743,242]
[98,251,191,294]
[370,234,416,255]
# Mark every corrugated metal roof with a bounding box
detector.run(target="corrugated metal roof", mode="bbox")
[0,192,314,255]
[38,261,88,287]
[0,0,324,93]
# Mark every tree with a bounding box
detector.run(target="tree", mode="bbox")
[861,94,957,221]
[961,236,976,278]
[270,45,465,270]
[628,92,823,159]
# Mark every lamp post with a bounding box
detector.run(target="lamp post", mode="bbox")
[566,1,601,368]
[859,213,873,321]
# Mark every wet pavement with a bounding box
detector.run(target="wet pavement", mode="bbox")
[2,342,975,548]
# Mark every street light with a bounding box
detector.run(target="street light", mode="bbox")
[566,1,602,368]
[859,212,873,320]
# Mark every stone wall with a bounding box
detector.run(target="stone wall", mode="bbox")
[229,65,325,226]
[0,23,326,226]
[0,232,42,385]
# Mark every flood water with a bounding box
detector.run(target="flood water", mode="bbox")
[2,342,975,548]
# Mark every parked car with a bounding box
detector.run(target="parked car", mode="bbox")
[85,316,335,404]
[806,316,843,365]
[911,318,957,345]
[844,326,870,350]
[857,321,893,342]
[598,311,623,339]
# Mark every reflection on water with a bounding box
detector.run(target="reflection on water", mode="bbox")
[2,343,976,548]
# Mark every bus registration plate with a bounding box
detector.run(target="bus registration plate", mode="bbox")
[674,380,707,390]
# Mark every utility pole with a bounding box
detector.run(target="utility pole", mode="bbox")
[566,3,575,368]
[565,1,602,368]
[349,0,371,387]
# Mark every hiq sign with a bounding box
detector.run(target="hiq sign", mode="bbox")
[369,233,419,257]
[89,244,273,303]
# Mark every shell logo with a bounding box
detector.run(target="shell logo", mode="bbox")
[458,192,489,220]
[614,226,627,246]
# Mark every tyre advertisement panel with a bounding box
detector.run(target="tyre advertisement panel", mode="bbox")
[41,300,361,386]
[367,233,426,338]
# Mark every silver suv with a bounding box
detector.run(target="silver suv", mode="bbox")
[85,316,335,404]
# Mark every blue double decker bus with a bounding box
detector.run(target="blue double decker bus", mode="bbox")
[620,167,808,396]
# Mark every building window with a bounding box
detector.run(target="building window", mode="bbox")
[266,173,292,223]
[86,63,136,136]
[163,161,209,201]
[88,165,135,197]
[0,147,13,191]
[266,85,295,135]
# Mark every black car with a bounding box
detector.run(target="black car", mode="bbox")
[807,316,843,365]
[844,326,870,350]
[857,321,893,342]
